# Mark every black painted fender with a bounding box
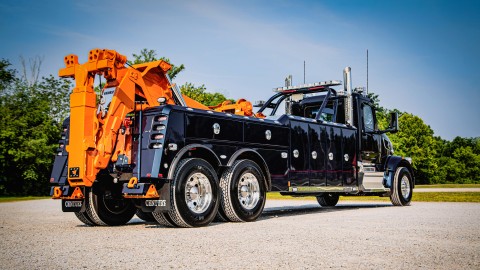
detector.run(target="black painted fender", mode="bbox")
[383,155,415,189]
[226,148,272,191]
[167,144,221,180]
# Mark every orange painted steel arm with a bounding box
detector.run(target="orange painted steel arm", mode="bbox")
[208,99,253,116]
[59,48,255,188]
[59,48,209,187]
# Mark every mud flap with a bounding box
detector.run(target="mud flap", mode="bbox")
[142,181,171,213]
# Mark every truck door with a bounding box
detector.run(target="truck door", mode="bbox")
[360,103,381,165]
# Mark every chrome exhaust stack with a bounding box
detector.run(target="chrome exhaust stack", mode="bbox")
[343,67,354,126]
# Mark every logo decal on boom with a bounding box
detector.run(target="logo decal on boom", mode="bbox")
[69,167,80,178]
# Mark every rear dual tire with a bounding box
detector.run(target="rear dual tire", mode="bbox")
[74,211,95,226]
[165,158,220,228]
[81,183,136,226]
[219,160,266,222]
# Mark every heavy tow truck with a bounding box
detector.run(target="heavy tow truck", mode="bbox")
[50,49,414,227]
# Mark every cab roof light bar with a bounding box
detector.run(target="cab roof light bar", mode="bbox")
[273,80,342,92]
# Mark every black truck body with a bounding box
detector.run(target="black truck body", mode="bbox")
[51,67,415,227]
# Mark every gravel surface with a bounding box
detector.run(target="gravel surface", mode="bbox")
[0,199,479,269]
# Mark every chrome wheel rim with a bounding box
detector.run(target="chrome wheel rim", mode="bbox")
[185,172,212,214]
[400,175,411,199]
[237,172,260,210]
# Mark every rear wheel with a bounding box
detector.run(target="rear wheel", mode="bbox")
[85,182,136,226]
[390,167,413,206]
[152,212,176,227]
[219,159,266,222]
[316,193,339,207]
[214,207,229,222]
[74,212,95,226]
[167,158,220,228]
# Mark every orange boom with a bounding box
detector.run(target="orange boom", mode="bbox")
[58,48,253,188]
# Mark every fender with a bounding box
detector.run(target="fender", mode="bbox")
[167,144,221,180]
[227,148,272,191]
[383,155,415,189]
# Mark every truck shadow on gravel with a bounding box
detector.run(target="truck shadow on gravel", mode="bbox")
[258,203,392,221]
[139,203,393,228]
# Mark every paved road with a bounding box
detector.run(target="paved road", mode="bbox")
[0,199,479,269]
[414,188,480,192]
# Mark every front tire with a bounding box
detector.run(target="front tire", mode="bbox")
[390,167,413,206]
[219,159,266,222]
[85,182,136,226]
[167,158,220,228]
[316,193,339,207]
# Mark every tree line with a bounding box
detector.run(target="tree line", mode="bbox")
[0,49,478,195]
[374,95,480,184]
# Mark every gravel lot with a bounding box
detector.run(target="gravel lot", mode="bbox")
[0,199,479,269]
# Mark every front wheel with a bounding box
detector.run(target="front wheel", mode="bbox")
[316,193,339,207]
[167,158,220,228]
[390,167,413,206]
[219,159,266,222]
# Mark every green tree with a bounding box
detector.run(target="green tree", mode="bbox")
[444,137,480,156]
[434,136,480,183]
[180,83,232,106]
[371,92,480,184]
[368,92,392,130]
[0,77,69,195]
[451,146,480,183]
[367,92,385,113]
[384,113,439,184]
[38,75,71,123]
[127,48,185,79]
[0,59,16,93]
[0,57,71,195]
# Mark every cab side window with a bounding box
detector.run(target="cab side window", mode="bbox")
[363,104,375,131]
[304,101,335,121]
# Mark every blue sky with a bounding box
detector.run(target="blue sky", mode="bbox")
[1,0,479,140]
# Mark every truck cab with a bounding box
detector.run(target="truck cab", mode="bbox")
[255,67,413,205]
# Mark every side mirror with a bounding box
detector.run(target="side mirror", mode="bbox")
[378,112,398,134]
[382,112,398,133]
[387,112,399,133]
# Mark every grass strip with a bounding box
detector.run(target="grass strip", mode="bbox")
[0,196,50,203]
[416,184,480,188]
[267,192,480,203]
[410,192,480,202]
